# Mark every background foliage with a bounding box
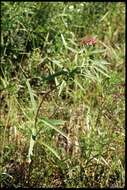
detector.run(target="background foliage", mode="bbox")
[0,2,125,188]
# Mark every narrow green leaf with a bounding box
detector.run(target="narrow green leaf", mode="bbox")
[94,60,110,66]
[52,60,63,68]
[58,80,66,96]
[90,49,106,54]
[74,79,85,91]
[26,79,36,113]
[39,118,68,140]
[94,66,110,78]
[61,34,67,47]
[40,141,61,160]
[66,46,78,53]
[41,118,65,126]
[27,135,35,164]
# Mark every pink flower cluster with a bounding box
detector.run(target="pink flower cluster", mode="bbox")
[80,37,96,46]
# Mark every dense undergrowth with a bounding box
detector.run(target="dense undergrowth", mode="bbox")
[0,2,125,188]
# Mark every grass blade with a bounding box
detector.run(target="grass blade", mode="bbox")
[39,141,61,160]
[39,118,68,140]
[26,79,37,113]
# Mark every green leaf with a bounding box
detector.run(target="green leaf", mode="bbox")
[26,79,37,113]
[66,46,78,53]
[61,33,67,47]
[39,118,68,140]
[39,141,61,160]
[52,60,63,68]
[58,80,66,96]
[40,117,65,126]
[74,79,85,91]
[27,133,36,164]
[90,49,106,55]
[94,66,110,78]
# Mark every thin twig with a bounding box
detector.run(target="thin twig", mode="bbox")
[34,83,61,132]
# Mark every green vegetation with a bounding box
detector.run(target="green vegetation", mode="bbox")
[0,2,125,188]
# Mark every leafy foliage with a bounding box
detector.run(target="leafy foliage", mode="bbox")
[0,2,125,188]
